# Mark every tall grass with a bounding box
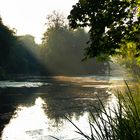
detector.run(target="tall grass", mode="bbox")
[68,81,140,140]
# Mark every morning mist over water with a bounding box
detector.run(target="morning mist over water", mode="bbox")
[0,0,135,139]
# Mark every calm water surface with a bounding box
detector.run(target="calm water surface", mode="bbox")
[0,76,123,140]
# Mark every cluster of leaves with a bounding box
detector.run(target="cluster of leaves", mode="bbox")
[115,42,140,78]
[68,0,140,60]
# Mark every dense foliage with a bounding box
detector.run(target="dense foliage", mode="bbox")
[0,18,41,79]
[68,0,140,60]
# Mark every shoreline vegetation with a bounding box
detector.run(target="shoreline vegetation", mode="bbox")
[67,79,140,140]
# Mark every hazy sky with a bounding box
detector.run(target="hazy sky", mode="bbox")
[0,0,78,43]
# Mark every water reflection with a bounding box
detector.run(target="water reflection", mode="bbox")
[2,97,47,140]
[2,97,92,140]
[0,76,113,140]
[2,97,108,140]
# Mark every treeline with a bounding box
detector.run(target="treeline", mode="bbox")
[40,11,108,75]
[0,12,109,79]
[0,18,40,79]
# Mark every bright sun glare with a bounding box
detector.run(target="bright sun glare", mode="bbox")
[0,0,78,44]
[2,97,47,140]
[1,97,90,140]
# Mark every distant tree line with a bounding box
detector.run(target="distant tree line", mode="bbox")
[0,12,109,79]
[0,18,40,79]
[1,0,140,79]
[40,11,109,75]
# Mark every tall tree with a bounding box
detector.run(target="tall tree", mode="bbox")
[0,17,16,59]
[41,11,108,75]
[0,17,16,78]
[68,0,140,60]
[45,10,66,29]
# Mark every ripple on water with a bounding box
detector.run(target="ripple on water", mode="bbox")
[0,81,50,88]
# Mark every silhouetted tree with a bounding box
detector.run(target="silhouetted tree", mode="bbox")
[0,17,16,58]
[0,17,17,78]
[0,17,41,78]
[68,0,140,60]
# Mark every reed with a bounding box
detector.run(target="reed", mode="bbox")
[68,81,140,140]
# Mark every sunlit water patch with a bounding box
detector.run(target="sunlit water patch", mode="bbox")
[1,94,118,140]
[1,97,94,140]
[0,81,50,88]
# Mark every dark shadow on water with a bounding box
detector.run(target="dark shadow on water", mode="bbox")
[42,84,110,123]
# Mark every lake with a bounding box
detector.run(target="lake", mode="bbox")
[0,75,125,140]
